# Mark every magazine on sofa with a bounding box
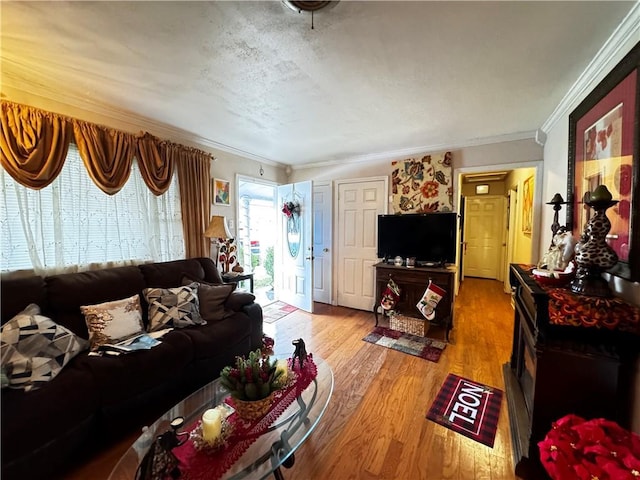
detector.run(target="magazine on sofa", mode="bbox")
[98,334,160,354]
[95,328,172,356]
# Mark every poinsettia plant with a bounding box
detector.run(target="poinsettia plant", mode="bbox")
[282,201,300,218]
[538,414,640,480]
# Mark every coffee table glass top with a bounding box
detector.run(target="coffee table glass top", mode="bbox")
[109,355,333,480]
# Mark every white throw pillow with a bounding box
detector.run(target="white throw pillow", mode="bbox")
[81,294,145,351]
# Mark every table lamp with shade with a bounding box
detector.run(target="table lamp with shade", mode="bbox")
[203,216,233,272]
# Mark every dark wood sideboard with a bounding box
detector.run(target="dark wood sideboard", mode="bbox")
[373,262,456,341]
[504,264,639,479]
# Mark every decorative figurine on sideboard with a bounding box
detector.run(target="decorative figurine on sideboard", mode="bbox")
[538,227,576,273]
[534,193,577,287]
[546,193,569,246]
[570,185,618,297]
[292,338,308,370]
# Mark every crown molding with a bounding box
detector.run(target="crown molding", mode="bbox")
[6,82,534,171]
[541,2,640,133]
[294,130,536,171]
[1,84,285,168]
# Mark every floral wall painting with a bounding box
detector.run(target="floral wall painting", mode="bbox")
[391,151,453,213]
[567,43,638,281]
[522,175,534,234]
[213,178,230,206]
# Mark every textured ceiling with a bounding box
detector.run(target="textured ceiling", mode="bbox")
[1,1,635,167]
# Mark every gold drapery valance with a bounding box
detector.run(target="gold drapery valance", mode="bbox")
[0,100,214,257]
[73,121,136,195]
[0,102,72,189]
[0,101,213,193]
[136,132,175,196]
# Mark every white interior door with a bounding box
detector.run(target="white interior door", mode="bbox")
[313,182,332,304]
[463,195,505,279]
[276,181,313,312]
[336,178,386,311]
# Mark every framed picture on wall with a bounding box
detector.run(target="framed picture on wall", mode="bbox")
[566,44,639,281]
[213,178,230,206]
[522,175,534,234]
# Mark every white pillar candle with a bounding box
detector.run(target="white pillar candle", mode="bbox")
[201,408,222,442]
[276,359,288,383]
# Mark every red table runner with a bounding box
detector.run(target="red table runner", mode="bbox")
[173,356,318,480]
[519,264,640,334]
[546,287,640,333]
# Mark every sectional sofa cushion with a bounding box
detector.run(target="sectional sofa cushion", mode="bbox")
[177,312,254,361]
[0,361,99,466]
[46,266,146,337]
[225,291,256,310]
[0,275,48,323]
[73,331,193,406]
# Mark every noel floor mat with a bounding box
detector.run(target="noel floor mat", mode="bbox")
[262,301,298,324]
[426,373,503,447]
[362,326,445,363]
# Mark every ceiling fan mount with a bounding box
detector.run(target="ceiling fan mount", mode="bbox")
[282,1,337,13]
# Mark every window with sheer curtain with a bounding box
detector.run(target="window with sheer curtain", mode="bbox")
[1,143,185,274]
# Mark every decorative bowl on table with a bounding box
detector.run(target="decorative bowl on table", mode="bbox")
[219,349,289,421]
[532,268,575,287]
[232,392,276,421]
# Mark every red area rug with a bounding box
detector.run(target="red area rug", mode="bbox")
[262,301,298,324]
[426,373,503,447]
[362,326,445,363]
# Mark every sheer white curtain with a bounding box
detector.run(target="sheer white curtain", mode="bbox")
[1,143,185,275]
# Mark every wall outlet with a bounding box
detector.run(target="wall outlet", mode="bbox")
[228,219,234,230]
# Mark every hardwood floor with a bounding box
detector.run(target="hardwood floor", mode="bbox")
[63,277,518,479]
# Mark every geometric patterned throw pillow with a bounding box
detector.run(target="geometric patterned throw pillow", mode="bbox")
[143,282,205,332]
[80,294,145,351]
[0,304,88,391]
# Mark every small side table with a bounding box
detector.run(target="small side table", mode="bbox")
[222,272,254,293]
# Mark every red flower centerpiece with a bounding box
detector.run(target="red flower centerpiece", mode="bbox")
[538,414,640,480]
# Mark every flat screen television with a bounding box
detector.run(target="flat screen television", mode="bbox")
[377,213,457,265]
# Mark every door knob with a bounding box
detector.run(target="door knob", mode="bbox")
[305,256,315,260]
[323,248,329,252]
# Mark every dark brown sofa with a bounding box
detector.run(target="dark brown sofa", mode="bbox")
[0,257,263,480]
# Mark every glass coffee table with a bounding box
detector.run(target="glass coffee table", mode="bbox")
[109,355,333,480]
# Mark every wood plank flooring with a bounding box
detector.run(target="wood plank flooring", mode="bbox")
[62,277,518,480]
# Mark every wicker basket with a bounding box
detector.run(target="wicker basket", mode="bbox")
[390,313,427,337]
[233,392,275,421]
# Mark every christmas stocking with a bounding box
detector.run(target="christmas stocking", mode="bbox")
[416,281,446,321]
[380,278,401,312]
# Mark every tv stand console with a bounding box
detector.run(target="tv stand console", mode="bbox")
[373,262,455,341]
